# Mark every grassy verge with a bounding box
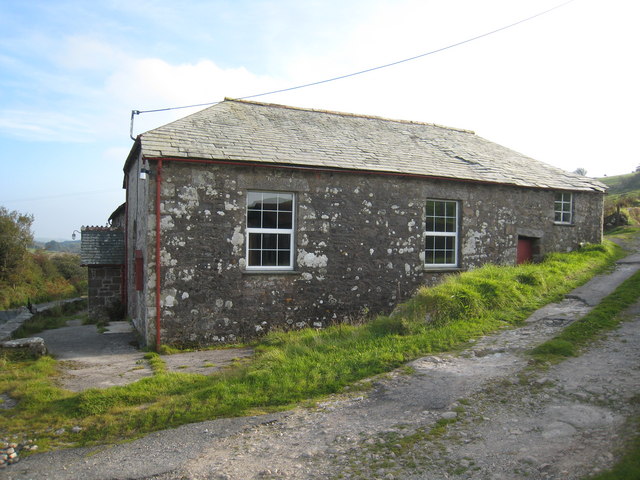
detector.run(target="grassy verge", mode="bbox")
[588,417,640,480]
[531,269,640,362]
[0,241,626,450]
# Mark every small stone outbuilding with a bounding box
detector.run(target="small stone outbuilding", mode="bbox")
[121,98,606,347]
[80,226,125,320]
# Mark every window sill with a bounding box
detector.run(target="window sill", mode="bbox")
[241,269,299,276]
[553,222,574,227]
[423,266,463,272]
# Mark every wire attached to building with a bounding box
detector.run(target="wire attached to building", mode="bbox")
[129,0,576,140]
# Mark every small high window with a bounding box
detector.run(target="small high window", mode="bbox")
[425,199,458,267]
[246,192,295,270]
[554,193,573,224]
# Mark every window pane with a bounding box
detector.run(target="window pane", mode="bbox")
[445,202,456,217]
[277,194,293,212]
[248,249,261,266]
[262,250,277,266]
[262,210,277,228]
[263,234,278,249]
[278,211,292,229]
[277,234,291,249]
[426,200,434,216]
[277,250,290,266]
[445,216,456,232]
[426,217,434,231]
[262,194,279,211]
[445,250,455,264]
[434,217,445,232]
[434,251,446,264]
[434,201,445,216]
[425,236,435,250]
[249,233,261,249]
[247,192,263,210]
[247,210,261,228]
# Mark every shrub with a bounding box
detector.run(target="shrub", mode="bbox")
[368,315,414,336]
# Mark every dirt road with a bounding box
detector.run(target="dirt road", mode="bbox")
[8,247,640,480]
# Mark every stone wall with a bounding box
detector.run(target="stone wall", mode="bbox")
[130,161,603,346]
[87,266,123,320]
[125,149,154,343]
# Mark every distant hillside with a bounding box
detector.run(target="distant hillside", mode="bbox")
[598,172,640,196]
[32,239,81,254]
[598,171,640,226]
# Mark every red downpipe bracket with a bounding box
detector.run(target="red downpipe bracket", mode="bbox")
[155,159,163,351]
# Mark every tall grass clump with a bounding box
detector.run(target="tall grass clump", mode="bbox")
[0,240,625,449]
[392,242,620,329]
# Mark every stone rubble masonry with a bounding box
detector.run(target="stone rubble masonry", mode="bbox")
[0,308,32,342]
[126,161,603,347]
[0,337,47,357]
[87,265,123,320]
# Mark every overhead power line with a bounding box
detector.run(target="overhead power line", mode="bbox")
[130,0,576,138]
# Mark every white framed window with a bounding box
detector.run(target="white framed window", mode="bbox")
[246,191,295,270]
[554,192,573,224]
[424,199,458,267]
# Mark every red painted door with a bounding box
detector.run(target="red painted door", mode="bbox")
[517,238,533,264]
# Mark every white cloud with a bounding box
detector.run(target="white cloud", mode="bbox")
[0,109,97,141]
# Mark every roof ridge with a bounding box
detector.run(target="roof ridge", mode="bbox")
[224,97,475,135]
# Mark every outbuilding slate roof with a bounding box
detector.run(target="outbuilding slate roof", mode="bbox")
[134,98,606,193]
[80,227,125,266]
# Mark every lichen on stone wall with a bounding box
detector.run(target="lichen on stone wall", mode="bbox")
[297,250,328,269]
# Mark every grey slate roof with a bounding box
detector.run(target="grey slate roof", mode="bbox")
[80,228,125,266]
[136,99,606,193]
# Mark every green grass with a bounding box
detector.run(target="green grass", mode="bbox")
[531,269,640,362]
[587,417,640,480]
[0,240,626,450]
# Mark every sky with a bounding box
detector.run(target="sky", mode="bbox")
[1,0,638,240]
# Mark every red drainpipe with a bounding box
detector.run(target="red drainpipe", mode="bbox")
[154,159,163,351]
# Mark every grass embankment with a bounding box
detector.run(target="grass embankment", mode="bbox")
[0,242,625,450]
